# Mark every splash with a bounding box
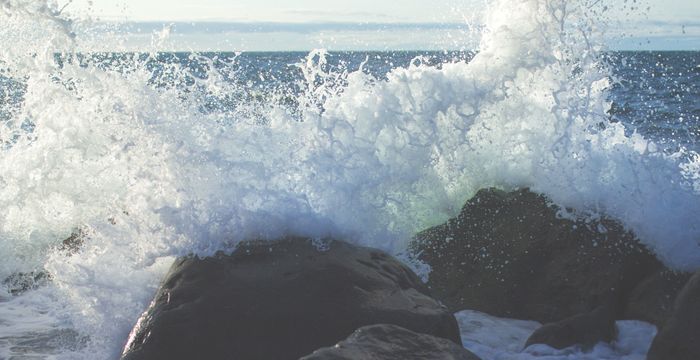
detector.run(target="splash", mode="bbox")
[0,0,699,358]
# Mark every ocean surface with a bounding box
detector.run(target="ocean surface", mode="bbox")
[1,0,700,359]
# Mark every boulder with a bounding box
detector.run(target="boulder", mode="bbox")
[623,269,692,328]
[121,237,461,360]
[412,188,662,324]
[300,324,481,360]
[647,270,700,360]
[524,305,616,350]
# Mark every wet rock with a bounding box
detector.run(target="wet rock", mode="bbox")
[300,324,481,360]
[2,230,86,297]
[524,305,616,350]
[59,228,86,254]
[121,237,460,360]
[647,270,700,360]
[2,271,50,296]
[412,188,662,324]
[623,269,692,328]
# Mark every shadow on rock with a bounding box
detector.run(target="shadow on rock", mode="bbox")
[647,269,700,360]
[300,324,481,360]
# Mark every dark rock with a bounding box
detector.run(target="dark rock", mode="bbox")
[647,270,700,360]
[59,228,86,254]
[623,269,692,328]
[2,229,89,296]
[121,237,461,360]
[412,188,662,323]
[2,271,51,296]
[524,305,616,350]
[300,324,481,360]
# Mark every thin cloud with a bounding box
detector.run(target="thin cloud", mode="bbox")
[283,9,392,19]
[110,21,471,35]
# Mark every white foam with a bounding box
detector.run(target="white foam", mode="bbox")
[456,309,542,353]
[456,310,657,360]
[0,0,698,358]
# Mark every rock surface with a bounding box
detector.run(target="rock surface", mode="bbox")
[623,269,692,328]
[2,271,50,296]
[412,188,662,324]
[524,305,616,350]
[647,270,700,360]
[121,237,461,360]
[300,324,481,360]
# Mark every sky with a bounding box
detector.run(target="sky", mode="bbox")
[63,0,700,51]
[68,0,476,23]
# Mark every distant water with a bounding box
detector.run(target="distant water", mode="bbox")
[607,51,700,153]
[1,0,700,359]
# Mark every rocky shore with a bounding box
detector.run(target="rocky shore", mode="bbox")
[118,188,700,360]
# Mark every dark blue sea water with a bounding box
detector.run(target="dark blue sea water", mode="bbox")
[607,52,700,153]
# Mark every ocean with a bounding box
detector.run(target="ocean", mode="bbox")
[1,0,700,359]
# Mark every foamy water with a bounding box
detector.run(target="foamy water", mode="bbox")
[1,0,699,358]
[456,310,656,360]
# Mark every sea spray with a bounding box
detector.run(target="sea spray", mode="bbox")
[0,0,699,358]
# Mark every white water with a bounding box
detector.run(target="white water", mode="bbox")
[1,0,699,358]
[456,310,657,360]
